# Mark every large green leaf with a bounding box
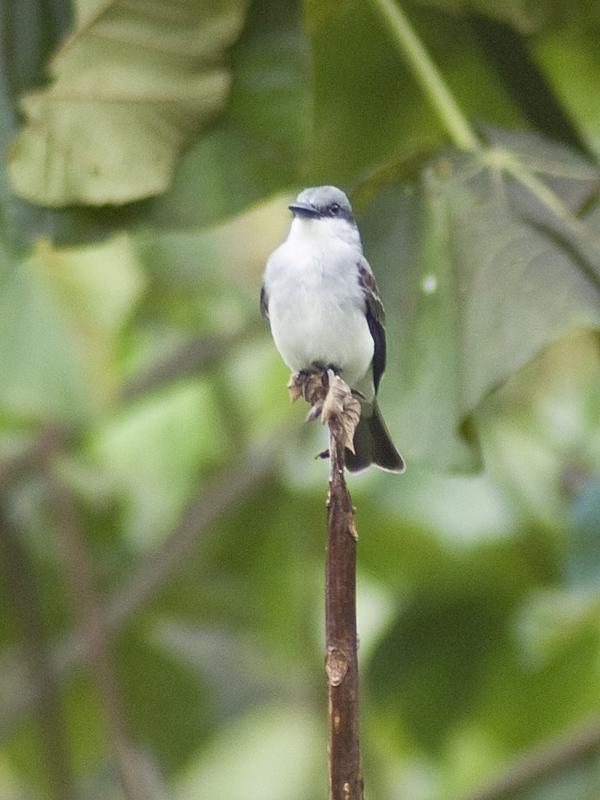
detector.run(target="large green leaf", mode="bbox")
[533,21,600,161]
[407,0,600,33]
[368,588,515,751]
[31,0,310,238]
[92,380,228,548]
[0,234,143,422]
[303,0,524,188]
[118,0,311,230]
[360,130,600,469]
[7,0,247,207]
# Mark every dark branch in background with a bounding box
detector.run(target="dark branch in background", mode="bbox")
[120,329,255,402]
[0,427,66,488]
[461,715,600,800]
[469,14,589,155]
[0,329,255,491]
[0,329,251,492]
[0,427,284,741]
[43,433,158,800]
[0,504,76,800]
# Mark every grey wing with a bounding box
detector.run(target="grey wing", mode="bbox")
[260,284,269,318]
[357,257,386,392]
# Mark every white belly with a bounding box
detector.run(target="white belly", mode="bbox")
[264,239,374,389]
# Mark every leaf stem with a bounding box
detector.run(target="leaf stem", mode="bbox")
[369,0,480,151]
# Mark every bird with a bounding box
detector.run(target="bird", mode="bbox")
[260,185,404,473]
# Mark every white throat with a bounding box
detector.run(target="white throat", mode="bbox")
[287,215,363,252]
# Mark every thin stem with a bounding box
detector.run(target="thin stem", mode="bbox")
[0,505,77,800]
[460,715,600,800]
[119,328,255,402]
[369,0,480,151]
[325,423,362,799]
[45,444,150,800]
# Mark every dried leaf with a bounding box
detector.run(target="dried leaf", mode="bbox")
[288,369,361,453]
[321,371,361,453]
[287,373,303,403]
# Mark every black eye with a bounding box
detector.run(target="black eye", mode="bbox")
[329,202,341,216]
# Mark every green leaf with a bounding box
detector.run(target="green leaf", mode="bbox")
[33,0,310,237]
[533,22,600,161]
[176,704,321,800]
[515,754,600,800]
[117,632,212,775]
[7,0,247,207]
[92,381,228,548]
[405,0,554,33]
[514,589,600,666]
[361,130,600,468]
[304,0,523,187]
[406,0,600,33]
[0,234,144,423]
[368,588,512,751]
[123,0,310,229]
[305,0,443,185]
[566,477,600,589]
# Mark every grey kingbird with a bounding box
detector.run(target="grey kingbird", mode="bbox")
[260,185,405,473]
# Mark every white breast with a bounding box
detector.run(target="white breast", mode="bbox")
[263,218,374,390]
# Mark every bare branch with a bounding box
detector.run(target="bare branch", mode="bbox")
[291,369,363,796]
[0,427,68,489]
[120,329,254,402]
[460,715,600,800]
[0,504,77,800]
[294,369,364,799]
[45,439,160,800]
[326,426,362,800]
[0,428,283,742]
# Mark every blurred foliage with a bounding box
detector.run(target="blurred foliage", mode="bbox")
[1,1,600,800]
[8,0,248,206]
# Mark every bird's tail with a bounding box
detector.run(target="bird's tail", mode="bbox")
[345,401,405,473]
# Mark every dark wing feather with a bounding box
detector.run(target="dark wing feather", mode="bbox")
[260,284,269,318]
[357,257,386,392]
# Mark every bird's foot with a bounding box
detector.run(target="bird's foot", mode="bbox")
[288,367,329,407]
[311,361,340,376]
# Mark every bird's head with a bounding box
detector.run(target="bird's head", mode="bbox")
[288,186,361,249]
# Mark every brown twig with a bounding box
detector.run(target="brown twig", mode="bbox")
[460,715,600,800]
[293,370,363,799]
[325,426,363,800]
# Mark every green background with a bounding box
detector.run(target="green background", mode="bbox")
[1,1,600,798]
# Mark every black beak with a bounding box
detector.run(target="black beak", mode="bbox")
[288,201,320,218]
